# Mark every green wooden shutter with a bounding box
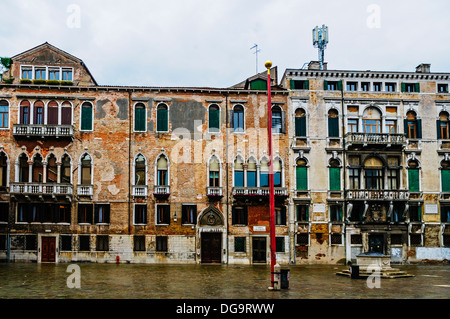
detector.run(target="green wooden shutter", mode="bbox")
[81,105,92,130]
[250,79,267,90]
[324,80,328,91]
[337,80,343,91]
[295,117,306,136]
[414,83,420,93]
[157,108,168,132]
[328,117,339,137]
[408,169,419,192]
[401,83,406,92]
[290,79,295,89]
[305,80,310,90]
[329,167,341,191]
[296,166,307,190]
[442,170,450,192]
[437,120,442,139]
[209,108,220,131]
[404,119,409,137]
[417,119,422,138]
[135,106,145,131]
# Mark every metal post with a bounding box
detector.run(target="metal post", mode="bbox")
[265,60,277,288]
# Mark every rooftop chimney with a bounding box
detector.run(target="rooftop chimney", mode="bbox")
[416,63,431,73]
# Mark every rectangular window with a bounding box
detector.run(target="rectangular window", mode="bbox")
[96,235,109,251]
[330,205,343,222]
[373,82,382,91]
[233,107,244,132]
[62,68,73,81]
[331,233,342,245]
[324,80,342,91]
[156,236,168,252]
[48,68,60,81]
[296,233,308,245]
[25,235,37,250]
[234,237,246,252]
[276,237,285,252]
[329,167,341,191]
[134,205,147,225]
[78,204,93,224]
[156,204,170,225]
[78,235,91,251]
[234,170,244,187]
[290,80,309,90]
[439,120,449,139]
[247,171,256,187]
[442,170,450,193]
[295,116,306,137]
[391,234,403,245]
[438,84,449,93]
[328,117,339,137]
[58,204,71,224]
[94,204,110,224]
[0,235,7,250]
[232,206,248,225]
[385,120,397,133]
[134,104,146,132]
[21,67,32,80]
[208,108,220,132]
[347,119,358,133]
[363,119,381,133]
[349,168,360,189]
[0,104,9,128]
[388,169,399,190]
[346,82,357,91]
[34,67,46,80]
[275,206,287,225]
[351,234,362,245]
[134,236,146,251]
[60,235,72,251]
[441,205,450,222]
[0,203,8,222]
[181,204,197,224]
[409,205,422,222]
[408,169,420,192]
[361,82,370,91]
[385,83,396,92]
[296,204,309,222]
[209,171,219,187]
[80,103,93,131]
[402,83,420,93]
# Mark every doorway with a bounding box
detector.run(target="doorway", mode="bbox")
[201,232,222,263]
[252,237,267,263]
[41,237,56,262]
[368,234,384,254]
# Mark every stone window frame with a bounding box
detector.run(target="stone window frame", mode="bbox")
[133,102,147,132]
[0,99,9,129]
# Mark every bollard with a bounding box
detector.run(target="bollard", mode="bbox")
[269,263,281,290]
[116,255,120,264]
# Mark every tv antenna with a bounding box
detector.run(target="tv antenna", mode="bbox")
[312,25,329,70]
[250,44,261,74]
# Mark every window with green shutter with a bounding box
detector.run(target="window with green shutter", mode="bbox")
[80,102,93,131]
[328,109,339,137]
[134,103,146,132]
[329,167,341,191]
[408,169,420,192]
[250,79,267,90]
[157,104,168,132]
[296,166,308,190]
[442,169,450,192]
[295,108,306,137]
[290,80,309,90]
[209,104,220,132]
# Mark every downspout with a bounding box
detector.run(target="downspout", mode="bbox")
[128,89,132,235]
[225,92,229,264]
[340,81,348,264]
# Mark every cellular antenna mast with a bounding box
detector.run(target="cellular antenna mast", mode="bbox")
[250,44,261,74]
[312,25,329,70]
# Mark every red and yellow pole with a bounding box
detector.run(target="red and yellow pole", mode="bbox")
[265,60,277,288]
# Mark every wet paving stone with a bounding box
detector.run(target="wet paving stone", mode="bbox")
[0,263,448,299]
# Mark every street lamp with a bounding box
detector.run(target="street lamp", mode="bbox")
[265,60,277,289]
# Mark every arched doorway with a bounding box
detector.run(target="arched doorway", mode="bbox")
[198,205,225,263]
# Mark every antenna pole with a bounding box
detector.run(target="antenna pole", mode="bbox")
[250,44,261,74]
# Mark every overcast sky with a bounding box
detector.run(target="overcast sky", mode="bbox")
[1,0,450,88]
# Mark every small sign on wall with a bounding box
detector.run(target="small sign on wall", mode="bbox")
[253,226,266,232]
[425,204,438,214]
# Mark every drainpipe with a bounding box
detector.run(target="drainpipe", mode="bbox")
[128,89,132,235]
[340,81,348,264]
[225,92,229,264]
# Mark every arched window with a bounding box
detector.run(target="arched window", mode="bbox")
[80,102,93,131]
[247,157,257,187]
[272,105,282,133]
[209,156,220,187]
[405,111,421,139]
[47,101,59,125]
[20,100,30,124]
[234,156,244,187]
[135,154,146,185]
[438,111,449,139]
[61,154,71,184]
[134,103,146,132]
[259,157,269,187]
[364,157,384,190]
[156,155,168,186]
[80,154,92,185]
[32,154,43,183]
[296,158,308,191]
[328,109,339,137]
[295,108,306,137]
[0,100,8,128]
[46,154,57,183]
[407,159,420,192]
[329,158,341,191]
[33,101,45,125]
[0,152,7,190]
[156,103,168,132]
[61,101,72,125]
[18,153,29,182]
[208,104,220,132]
[363,107,381,133]
[233,105,244,132]
[273,158,282,187]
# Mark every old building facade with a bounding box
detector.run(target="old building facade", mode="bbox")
[0,43,449,264]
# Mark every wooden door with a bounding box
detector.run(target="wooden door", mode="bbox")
[252,237,267,263]
[41,237,56,262]
[201,232,221,263]
[369,234,384,254]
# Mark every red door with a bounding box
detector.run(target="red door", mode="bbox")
[41,237,56,262]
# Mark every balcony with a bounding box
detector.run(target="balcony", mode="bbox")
[154,185,170,198]
[346,189,410,201]
[77,185,93,197]
[207,186,223,198]
[10,182,73,200]
[345,133,406,148]
[132,185,148,197]
[13,124,74,138]
[232,187,288,197]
